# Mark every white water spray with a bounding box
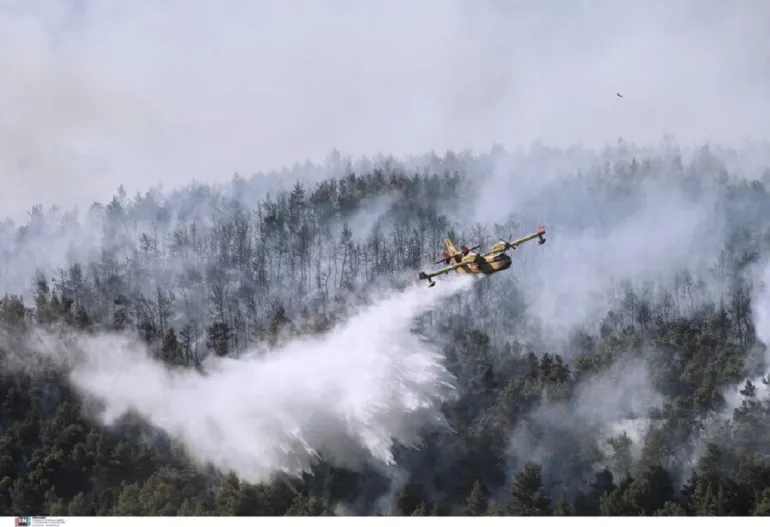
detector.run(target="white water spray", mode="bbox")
[29,275,474,483]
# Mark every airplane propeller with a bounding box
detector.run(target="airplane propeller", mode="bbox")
[433,243,481,265]
[499,235,515,251]
[462,244,482,255]
[499,226,546,252]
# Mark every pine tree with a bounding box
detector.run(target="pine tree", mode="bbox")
[161,328,185,367]
[465,480,489,515]
[507,462,552,515]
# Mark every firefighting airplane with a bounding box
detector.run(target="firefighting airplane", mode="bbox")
[418,226,546,287]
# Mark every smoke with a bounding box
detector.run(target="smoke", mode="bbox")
[722,259,770,412]
[21,275,474,484]
[2,0,769,222]
[435,146,733,346]
[2,0,770,508]
[751,261,770,366]
[533,179,723,336]
[507,357,662,495]
[689,258,770,474]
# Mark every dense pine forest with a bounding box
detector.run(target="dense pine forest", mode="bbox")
[2,141,770,516]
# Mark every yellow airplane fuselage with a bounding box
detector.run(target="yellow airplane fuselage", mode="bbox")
[452,252,512,275]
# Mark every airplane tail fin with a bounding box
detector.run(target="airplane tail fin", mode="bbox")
[444,238,459,256]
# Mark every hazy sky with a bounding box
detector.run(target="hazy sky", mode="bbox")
[2,0,769,221]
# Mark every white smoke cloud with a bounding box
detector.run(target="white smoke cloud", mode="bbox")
[722,259,770,411]
[520,178,723,335]
[507,357,663,493]
[23,274,474,484]
[752,262,770,358]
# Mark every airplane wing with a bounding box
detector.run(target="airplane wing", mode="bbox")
[480,225,546,257]
[509,225,546,249]
[418,260,468,284]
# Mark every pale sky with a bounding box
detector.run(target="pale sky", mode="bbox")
[1,0,769,222]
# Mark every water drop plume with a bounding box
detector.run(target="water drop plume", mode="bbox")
[32,274,475,483]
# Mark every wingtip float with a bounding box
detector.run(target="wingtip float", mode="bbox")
[417,225,546,287]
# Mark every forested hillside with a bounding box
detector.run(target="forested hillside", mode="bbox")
[2,141,770,515]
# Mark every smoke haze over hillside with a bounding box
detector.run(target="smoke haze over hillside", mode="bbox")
[2,0,769,220]
[3,1,770,515]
